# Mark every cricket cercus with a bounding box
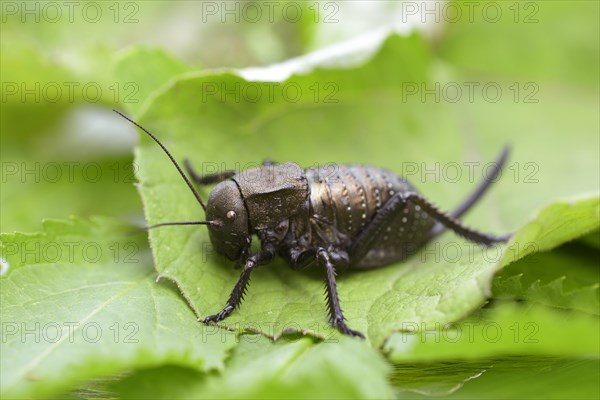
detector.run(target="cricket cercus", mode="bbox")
[115,110,510,338]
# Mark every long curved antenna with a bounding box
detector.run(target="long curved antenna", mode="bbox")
[143,221,214,230]
[128,221,215,236]
[113,109,207,210]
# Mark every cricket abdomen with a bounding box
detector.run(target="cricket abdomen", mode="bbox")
[302,165,434,268]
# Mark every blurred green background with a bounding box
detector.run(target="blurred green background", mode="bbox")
[1,1,599,399]
[3,0,429,232]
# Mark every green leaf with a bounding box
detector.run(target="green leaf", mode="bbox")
[109,335,393,399]
[493,244,599,315]
[499,197,600,261]
[578,229,600,249]
[132,32,599,346]
[0,217,236,399]
[390,357,599,399]
[0,158,142,233]
[112,47,190,115]
[384,303,599,362]
[0,216,138,273]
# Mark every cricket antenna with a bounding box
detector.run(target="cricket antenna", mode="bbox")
[113,109,207,210]
[127,221,216,236]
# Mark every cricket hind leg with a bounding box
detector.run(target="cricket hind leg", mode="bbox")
[184,159,278,185]
[428,145,511,240]
[406,193,511,245]
[349,191,508,265]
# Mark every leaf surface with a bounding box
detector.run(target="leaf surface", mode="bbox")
[0,217,236,398]
[131,32,599,346]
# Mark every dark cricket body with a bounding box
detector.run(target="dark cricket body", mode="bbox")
[297,164,433,269]
[116,110,511,338]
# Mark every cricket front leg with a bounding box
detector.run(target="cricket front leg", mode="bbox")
[203,244,275,323]
[317,248,365,339]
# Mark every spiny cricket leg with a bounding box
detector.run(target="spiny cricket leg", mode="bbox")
[429,145,510,239]
[451,145,509,219]
[203,245,275,323]
[350,191,508,264]
[405,193,511,245]
[317,248,365,339]
[184,159,235,186]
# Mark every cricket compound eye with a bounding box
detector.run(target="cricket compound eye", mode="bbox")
[205,181,249,261]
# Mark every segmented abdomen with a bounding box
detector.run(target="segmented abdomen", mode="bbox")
[304,165,409,241]
[305,164,435,268]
